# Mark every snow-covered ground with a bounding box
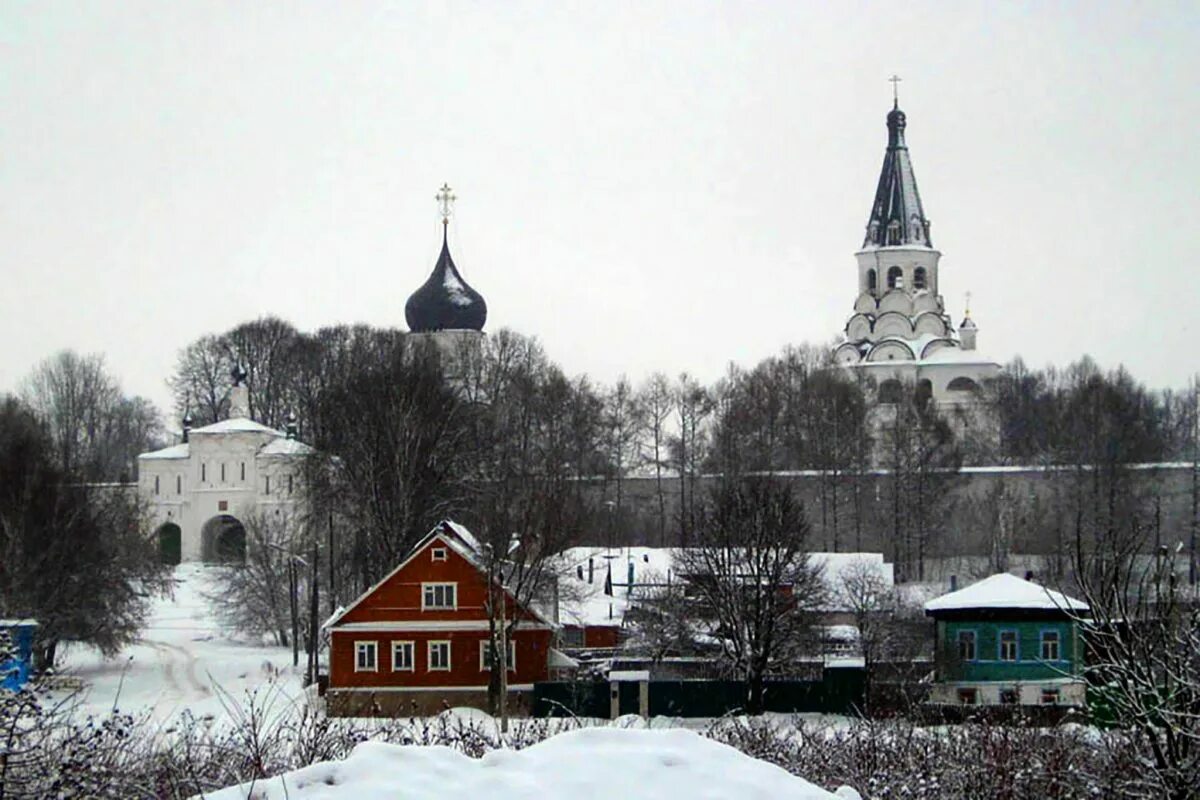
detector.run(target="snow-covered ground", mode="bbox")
[203,726,856,800]
[57,564,305,721]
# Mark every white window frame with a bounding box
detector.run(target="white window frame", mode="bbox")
[428,640,451,671]
[957,629,977,662]
[999,630,1019,662]
[431,547,448,562]
[422,582,457,610]
[1040,630,1060,661]
[391,640,415,672]
[354,640,378,672]
[479,639,516,672]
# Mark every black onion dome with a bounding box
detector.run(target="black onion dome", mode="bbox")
[404,230,487,332]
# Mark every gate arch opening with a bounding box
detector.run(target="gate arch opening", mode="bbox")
[156,523,182,566]
[201,514,246,563]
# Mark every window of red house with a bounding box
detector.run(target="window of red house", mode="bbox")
[428,641,451,671]
[480,640,516,672]
[354,641,377,672]
[392,641,414,671]
[422,583,457,610]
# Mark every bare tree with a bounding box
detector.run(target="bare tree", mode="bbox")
[877,381,962,581]
[464,334,599,727]
[1071,544,1200,799]
[602,375,644,515]
[670,372,712,546]
[619,569,702,665]
[834,559,898,715]
[207,511,303,648]
[638,372,675,546]
[168,334,232,426]
[0,396,170,665]
[675,476,825,712]
[20,350,163,481]
[304,331,472,596]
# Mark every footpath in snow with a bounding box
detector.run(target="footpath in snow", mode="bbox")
[59,564,303,721]
[202,726,856,800]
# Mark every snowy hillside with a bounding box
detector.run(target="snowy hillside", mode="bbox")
[202,726,852,800]
[58,564,303,720]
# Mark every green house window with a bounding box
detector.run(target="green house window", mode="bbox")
[957,630,976,661]
[999,630,1018,661]
[1041,631,1060,661]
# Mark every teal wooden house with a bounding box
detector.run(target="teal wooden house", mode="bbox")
[924,574,1088,706]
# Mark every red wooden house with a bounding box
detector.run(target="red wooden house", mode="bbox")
[323,520,567,717]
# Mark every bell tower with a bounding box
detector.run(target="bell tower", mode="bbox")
[835,82,956,367]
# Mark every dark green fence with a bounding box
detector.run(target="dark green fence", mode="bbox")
[532,666,865,718]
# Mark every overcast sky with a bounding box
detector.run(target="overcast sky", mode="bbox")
[2,1,1197,417]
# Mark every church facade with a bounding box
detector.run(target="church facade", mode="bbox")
[137,379,312,564]
[834,100,1000,404]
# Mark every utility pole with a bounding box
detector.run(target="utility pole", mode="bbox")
[289,558,299,667]
[328,510,336,615]
[1191,376,1198,586]
[499,560,508,734]
[309,539,319,686]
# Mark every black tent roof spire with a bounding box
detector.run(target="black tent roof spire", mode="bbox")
[862,77,932,249]
[404,183,488,333]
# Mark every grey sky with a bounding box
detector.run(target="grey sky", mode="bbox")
[2,1,1197,417]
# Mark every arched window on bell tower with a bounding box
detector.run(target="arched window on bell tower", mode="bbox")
[887,266,903,289]
[914,267,927,290]
[867,269,877,293]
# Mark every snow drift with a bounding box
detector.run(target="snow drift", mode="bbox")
[201,726,843,800]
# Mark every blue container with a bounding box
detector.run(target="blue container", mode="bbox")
[0,620,38,691]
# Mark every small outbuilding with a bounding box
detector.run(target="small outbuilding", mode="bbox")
[924,573,1088,707]
[0,619,38,691]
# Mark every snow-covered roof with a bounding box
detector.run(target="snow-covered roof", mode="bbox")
[189,417,284,436]
[556,547,895,624]
[919,346,1000,367]
[259,437,315,457]
[548,648,580,669]
[811,552,894,588]
[924,573,1087,614]
[138,443,190,460]
[445,520,483,556]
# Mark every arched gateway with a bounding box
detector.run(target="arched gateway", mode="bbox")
[201,514,247,563]
[156,523,182,565]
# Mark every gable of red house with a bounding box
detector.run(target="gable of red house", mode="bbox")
[324,520,557,705]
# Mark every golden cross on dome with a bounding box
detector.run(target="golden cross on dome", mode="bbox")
[964,290,973,318]
[436,183,456,226]
[889,74,902,105]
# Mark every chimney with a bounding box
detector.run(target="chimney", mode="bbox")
[182,413,193,444]
[1024,570,1035,581]
[949,574,958,592]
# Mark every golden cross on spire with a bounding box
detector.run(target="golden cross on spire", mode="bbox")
[889,74,902,106]
[964,290,972,318]
[436,182,456,226]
